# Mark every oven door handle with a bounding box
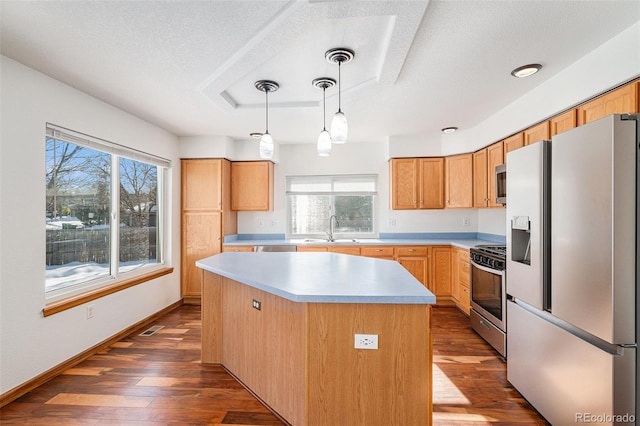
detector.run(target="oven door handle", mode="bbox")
[470,259,505,277]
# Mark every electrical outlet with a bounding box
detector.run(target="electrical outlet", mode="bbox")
[270,220,277,228]
[86,304,95,319]
[388,218,397,227]
[252,299,261,311]
[463,217,471,227]
[257,219,263,228]
[354,333,378,350]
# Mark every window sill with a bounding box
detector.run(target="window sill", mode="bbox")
[42,267,174,317]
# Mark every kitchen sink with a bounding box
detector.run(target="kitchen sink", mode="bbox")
[303,238,359,243]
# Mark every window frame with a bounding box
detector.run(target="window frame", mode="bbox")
[44,124,172,310]
[285,174,378,240]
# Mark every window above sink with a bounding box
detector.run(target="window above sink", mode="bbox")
[286,175,377,240]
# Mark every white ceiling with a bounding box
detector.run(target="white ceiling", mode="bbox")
[2,0,639,145]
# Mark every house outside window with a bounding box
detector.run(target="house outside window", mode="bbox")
[286,175,377,239]
[45,124,170,300]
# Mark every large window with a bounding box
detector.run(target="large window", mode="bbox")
[286,175,377,239]
[45,124,170,299]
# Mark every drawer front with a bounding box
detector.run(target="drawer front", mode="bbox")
[223,246,255,252]
[361,246,395,257]
[396,246,428,257]
[459,249,470,261]
[459,261,470,285]
[329,246,361,255]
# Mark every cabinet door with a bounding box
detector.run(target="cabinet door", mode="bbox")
[577,83,639,125]
[487,142,504,208]
[524,121,550,145]
[445,154,473,208]
[473,149,488,208]
[397,257,428,288]
[231,161,274,211]
[418,158,444,209]
[431,246,451,296]
[550,109,577,136]
[503,133,524,156]
[390,158,418,209]
[182,159,222,211]
[181,212,221,297]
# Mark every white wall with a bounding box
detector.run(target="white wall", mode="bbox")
[0,56,182,394]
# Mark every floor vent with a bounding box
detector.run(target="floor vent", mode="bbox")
[139,325,164,336]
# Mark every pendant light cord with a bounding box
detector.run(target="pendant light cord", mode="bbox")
[323,86,327,131]
[337,61,342,113]
[265,89,269,134]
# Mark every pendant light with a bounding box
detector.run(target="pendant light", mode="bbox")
[313,77,336,157]
[326,48,354,144]
[254,80,279,159]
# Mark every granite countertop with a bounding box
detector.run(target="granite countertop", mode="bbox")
[223,237,497,250]
[196,252,436,305]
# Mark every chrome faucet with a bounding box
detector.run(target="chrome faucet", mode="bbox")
[327,214,339,242]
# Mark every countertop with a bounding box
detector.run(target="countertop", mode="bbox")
[224,237,496,250]
[196,252,436,305]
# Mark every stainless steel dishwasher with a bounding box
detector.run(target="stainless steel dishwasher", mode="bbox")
[254,245,297,252]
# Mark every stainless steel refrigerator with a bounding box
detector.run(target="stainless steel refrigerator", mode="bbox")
[506,114,638,425]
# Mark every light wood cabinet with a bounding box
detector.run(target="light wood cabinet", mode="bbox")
[550,109,577,136]
[222,245,255,252]
[181,159,236,303]
[394,246,429,290]
[431,246,451,298]
[445,154,473,208]
[231,161,274,211]
[577,82,639,126]
[524,121,550,145]
[472,149,488,208]
[361,246,395,259]
[474,143,504,208]
[451,247,470,315]
[390,158,444,209]
[297,246,328,252]
[328,246,361,255]
[503,132,524,155]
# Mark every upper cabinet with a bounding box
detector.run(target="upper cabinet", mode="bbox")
[472,149,487,208]
[390,158,444,210]
[182,159,223,211]
[524,121,550,145]
[503,132,524,155]
[445,154,473,208]
[231,161,274,211]
[550,109,577,136]
[577,82,639,126]
[473,142,504,208]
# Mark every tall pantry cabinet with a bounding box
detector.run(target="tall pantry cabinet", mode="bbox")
[181,159,237,304]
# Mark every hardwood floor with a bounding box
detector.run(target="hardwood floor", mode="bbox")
[0,304,548,425]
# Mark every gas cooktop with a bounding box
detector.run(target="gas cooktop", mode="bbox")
[471,244,506,258]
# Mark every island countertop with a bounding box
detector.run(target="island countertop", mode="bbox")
[196,251,436,304]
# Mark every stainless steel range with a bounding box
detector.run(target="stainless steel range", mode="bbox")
[470,244,506,357]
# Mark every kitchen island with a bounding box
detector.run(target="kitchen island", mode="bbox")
[196,252,435,426]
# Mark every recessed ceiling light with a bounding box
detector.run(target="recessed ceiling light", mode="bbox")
[511,64,542,78]
[441,127,458,134]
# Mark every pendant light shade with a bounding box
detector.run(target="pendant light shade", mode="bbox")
[326,48,354,144]
[313,77,336,157]
[254,80,279,159]
[259,132,274,159]
[330,111,348,144]
[317,130,332,157]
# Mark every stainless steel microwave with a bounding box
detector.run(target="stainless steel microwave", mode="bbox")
[495,164,506,205]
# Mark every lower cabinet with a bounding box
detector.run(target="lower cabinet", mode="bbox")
[452,247,471,315]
